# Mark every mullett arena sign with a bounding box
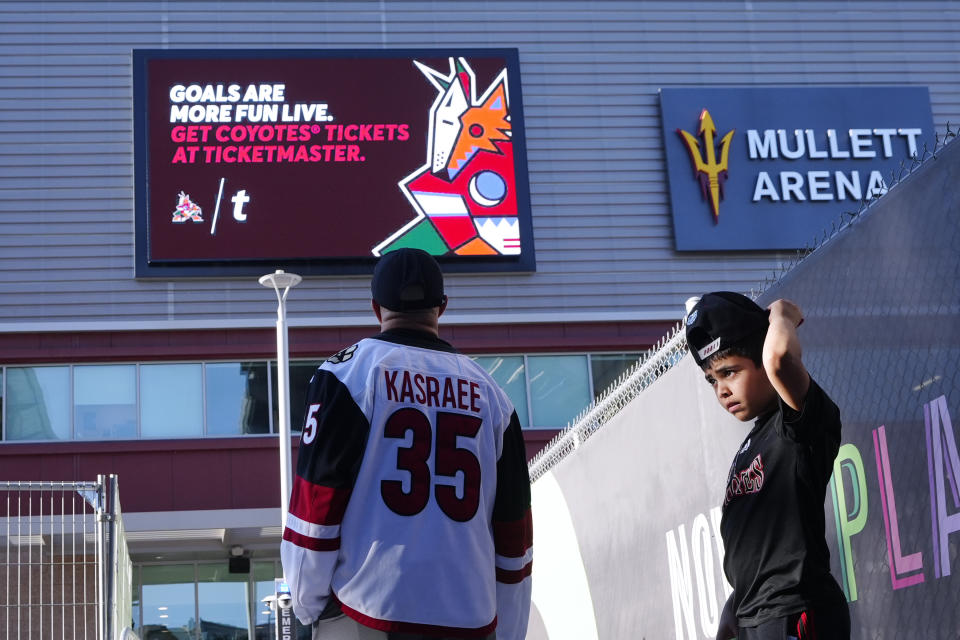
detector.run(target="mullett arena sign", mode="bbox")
[133,49,533,277]
[659,87,935,251]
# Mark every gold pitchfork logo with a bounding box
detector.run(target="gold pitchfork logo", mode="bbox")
[677,109,735,224]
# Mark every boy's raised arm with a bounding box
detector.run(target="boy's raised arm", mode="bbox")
[762,299,810,411]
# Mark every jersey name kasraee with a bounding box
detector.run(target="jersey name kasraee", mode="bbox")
[383,369,482,413]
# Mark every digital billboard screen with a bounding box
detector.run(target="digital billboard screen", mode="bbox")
[133,48,534,277]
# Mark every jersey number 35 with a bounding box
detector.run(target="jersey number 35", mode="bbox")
[380,408,482,522]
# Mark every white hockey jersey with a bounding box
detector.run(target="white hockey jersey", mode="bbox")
[281,329,532,639]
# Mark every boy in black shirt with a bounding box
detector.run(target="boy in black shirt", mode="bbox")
[684,292,849,640]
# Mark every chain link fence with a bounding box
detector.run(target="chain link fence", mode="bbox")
[0,475,135,640]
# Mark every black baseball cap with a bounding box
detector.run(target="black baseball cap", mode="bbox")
[371,248,446,311]
[684,291,770,366]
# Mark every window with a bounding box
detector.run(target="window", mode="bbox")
[527,355,591,428]
[0,350,647,441]
[271,361,323,434]
[253,562,282,640]
[198,563,250,639]
[134,560,309,640]
[74,365,137,440]
[141,364,203,438]
[4,366,70,441]
[590,353,641,399]
[471,356,528,428]
[206,362,270,436]
[141,564,196,639]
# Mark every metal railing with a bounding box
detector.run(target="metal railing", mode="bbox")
[528,326,688,482]
[0,474,135,640]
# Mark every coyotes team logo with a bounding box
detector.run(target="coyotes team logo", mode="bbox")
[326,344,358,364]
[373,57,520,257]
[171,191,203,223]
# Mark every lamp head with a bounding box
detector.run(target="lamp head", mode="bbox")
[258,270,302,290]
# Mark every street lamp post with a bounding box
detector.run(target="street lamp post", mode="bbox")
[259,270,302,527]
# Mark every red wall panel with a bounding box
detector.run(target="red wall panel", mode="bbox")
[0,432,554,514]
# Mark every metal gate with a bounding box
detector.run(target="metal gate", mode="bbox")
[0,474,135,640]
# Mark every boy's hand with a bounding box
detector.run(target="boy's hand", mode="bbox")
[767,299,804,328]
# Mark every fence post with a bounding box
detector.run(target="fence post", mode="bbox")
[96,474,118,640]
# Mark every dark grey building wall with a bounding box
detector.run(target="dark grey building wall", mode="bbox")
[1,1,959,330]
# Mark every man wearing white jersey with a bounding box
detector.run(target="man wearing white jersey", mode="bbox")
[281,248,533,640]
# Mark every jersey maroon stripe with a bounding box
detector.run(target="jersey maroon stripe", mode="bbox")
[282,527,340,552]
[338,600,497,637]
[493,508,533,557]
[289,475,351,525]
[496,561,532,584]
